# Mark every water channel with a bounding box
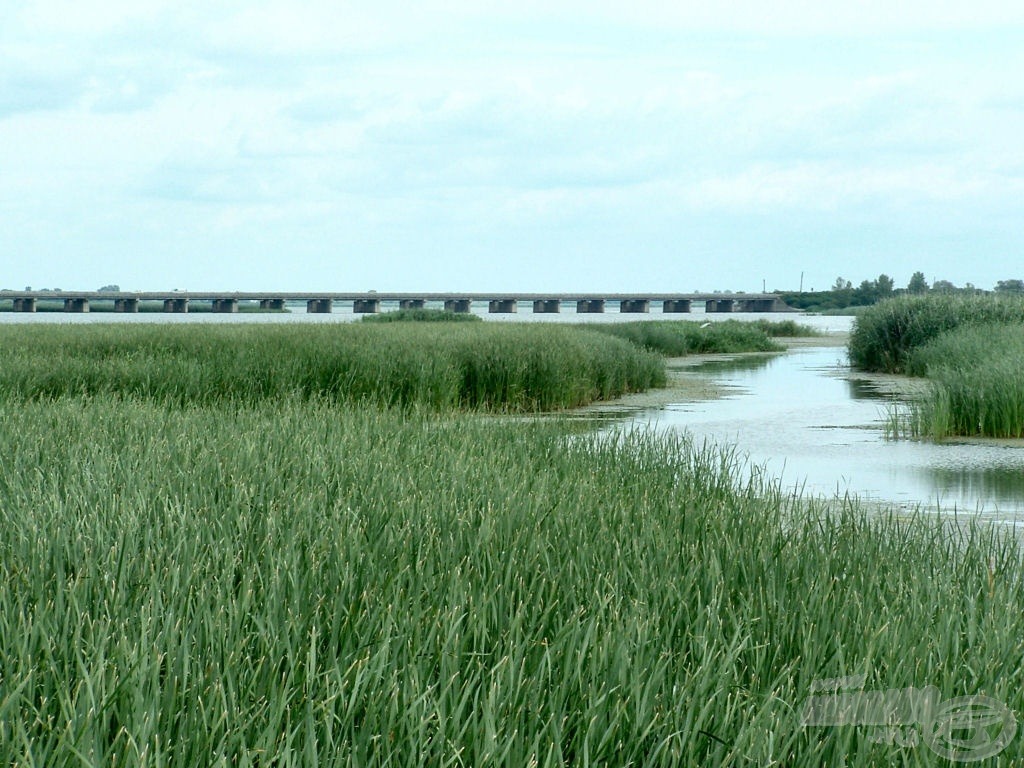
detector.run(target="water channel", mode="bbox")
[624,344,1024,524]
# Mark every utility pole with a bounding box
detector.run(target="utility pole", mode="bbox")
[799,272,804,293]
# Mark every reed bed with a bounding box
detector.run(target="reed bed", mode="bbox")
[361,308,482,323]
[848,294,1024,373]
[897,324,1024,439]
[850,296,1024,438]
[580,320,796,357]
[0,323,663,411]
[2,397,1022,766]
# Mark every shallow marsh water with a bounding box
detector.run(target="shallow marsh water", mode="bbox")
[625,345,1024,523]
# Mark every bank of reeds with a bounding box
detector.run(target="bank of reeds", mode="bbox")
[850,296,1024,438]
[581,319,804,357]
[0,323,663,411]
[848,294,1024,373]
[361,308,481,323]
[898,324,1024,439]
[1,397,1021,766]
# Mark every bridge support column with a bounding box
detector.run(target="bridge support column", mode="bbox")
[488,299,517,313]
[619,299,649,313]
[740,299,777,312]
[115,298,139,312]
[163,298,189,313]
[13,298,37,312]
[532,299,560,313]
[63,298,90,313]
[306,299,333,313]
[444,299,472,313]
[212,298,238,313]
[399,299,426,310]
[705,299,734,313]
[353,299,380,313]
[576,299,605,313]
[662,299,691,313]
[259,298,286,311]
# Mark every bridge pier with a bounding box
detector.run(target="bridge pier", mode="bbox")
[488,299,517,313]
[306,299,333,313]
[662,299,691,313]
[163,298,189,313]
[619,299,649,313]
[63,298,90,313]
[399,299,426,310]
[740,298,779,312]
[353,299,380,313]
[115,298,139,313]
[576,299,605,313]
[259,298,286,311]
[705,299,734,313]
[212,298,238,313]
[532,299,560,313]
[444,299,472,313]
[13,298,37,312]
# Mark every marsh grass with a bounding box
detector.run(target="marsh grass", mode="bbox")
[2,397,1022,766]
[3,322,1022,764]
[893,324,1024,439]
[848,294,1024,373]
[0,323,663,411]
[360,308,482,323]
[581,320,792,357]
[851,296,1024,438]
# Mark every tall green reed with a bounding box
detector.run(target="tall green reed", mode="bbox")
[1,397,1021,766]
[0,323,664,411]
[849,294,1024,373]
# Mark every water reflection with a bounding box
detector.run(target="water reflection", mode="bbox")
[632,346,1024,519]
[687,354,779,376]
[845,377,893,402]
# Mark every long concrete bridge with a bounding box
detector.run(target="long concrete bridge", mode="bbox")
[0,291,793,314]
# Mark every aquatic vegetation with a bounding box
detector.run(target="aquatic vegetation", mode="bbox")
[898,324,1024,439]
[1,397,1021,766]
[582,319,790,357]
[360,308,482,322]
[851,296,1024,438]
[2,322,1020,764]
[0,323,664,411]
[848,294,1024,373]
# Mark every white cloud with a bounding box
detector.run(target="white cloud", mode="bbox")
[2,1,1023,290]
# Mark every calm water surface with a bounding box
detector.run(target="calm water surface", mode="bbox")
[627,346,1024,522]
[0,304,852,331]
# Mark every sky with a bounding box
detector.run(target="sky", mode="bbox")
[2,1,1023,293]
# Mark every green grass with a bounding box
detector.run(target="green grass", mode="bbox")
[848,294,1024,373]
[0,323,664,411]
[1,323,1021,764]
[850,296,1024,438]
[360,308,482,323]
[1,397,1022,766]
[581,320,793,357]
[895,324,1024,439]
[752,318,821,337]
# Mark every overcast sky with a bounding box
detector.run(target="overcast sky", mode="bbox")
[3,1,1023,293]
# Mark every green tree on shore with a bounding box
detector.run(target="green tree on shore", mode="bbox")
[907,271,929,294]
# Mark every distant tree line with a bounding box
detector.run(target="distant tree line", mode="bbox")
[777,273,1016,312]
